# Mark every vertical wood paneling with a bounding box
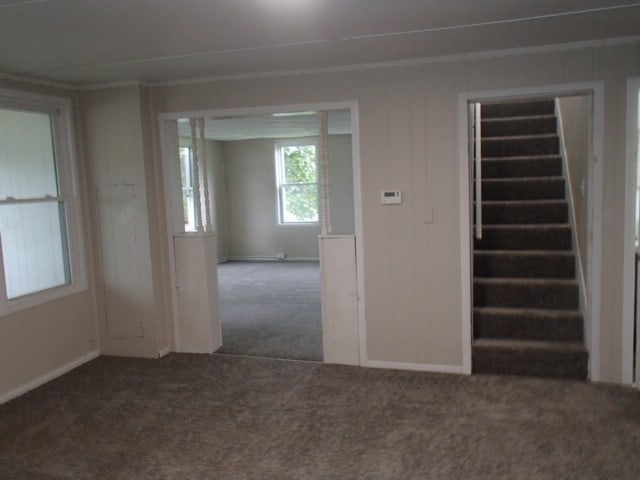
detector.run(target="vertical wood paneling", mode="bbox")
[153,41,640,381]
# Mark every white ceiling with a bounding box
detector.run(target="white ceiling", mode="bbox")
[176,110,351,141]
[1,0,639,87]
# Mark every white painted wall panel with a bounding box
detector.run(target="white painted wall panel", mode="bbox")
[83,86,158,358]
[174,233,221,353]
[320,235,359,365]
[153,40,640,381]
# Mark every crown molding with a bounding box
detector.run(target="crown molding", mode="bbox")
[2,34,639,91]
[149,35,640,88]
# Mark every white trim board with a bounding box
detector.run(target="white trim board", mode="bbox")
[364,360,465,375]
[622,77,640,386]
[458,81,605,381]
[0,350,100,405]
[226,256,320,262]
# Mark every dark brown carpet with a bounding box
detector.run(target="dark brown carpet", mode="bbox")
[216,261,322,361]
[1,354,639,479]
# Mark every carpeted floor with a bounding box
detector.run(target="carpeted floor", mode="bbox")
[1,354,639,479]
[216,261,322,361]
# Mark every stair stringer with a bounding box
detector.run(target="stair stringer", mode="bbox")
[555,98,589,345]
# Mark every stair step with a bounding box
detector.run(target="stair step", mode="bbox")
[475,224,572,250]
[472,338,588,379]
[482,115,557,137]
[474,250,575,278]
[482,134,559,157]
[480,177,565,201]
[481,100,555,119]
[474,307,583,341]
[474,278,578,309]
[482,155,562,178]
[481,200,568,224]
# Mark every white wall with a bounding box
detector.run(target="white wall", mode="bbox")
[82,86,167,358]
[558,95,590,297]
[153,40,640,381]
[0,80,97,401]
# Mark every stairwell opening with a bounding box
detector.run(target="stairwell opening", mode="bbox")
[469,94,594,379]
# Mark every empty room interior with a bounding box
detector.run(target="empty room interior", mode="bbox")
[1,1,640,478]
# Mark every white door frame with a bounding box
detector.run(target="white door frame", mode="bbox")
[623,77,640,386]
[458,81,604,380]
[158,101,365,364]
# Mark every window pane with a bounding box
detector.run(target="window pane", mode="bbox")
[0,108,58,199]
[0,201,70,299]
[283,145,317,184]
[281,184,318,223]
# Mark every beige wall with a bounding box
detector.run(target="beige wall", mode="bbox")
[558,95,590,301]
[222,134,354,259]
[0,80,98,400]
[224,138,320,259]
[154,41,640,381]
[328,134,355,235]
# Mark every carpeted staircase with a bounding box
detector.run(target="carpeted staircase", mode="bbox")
[472,99,589,379]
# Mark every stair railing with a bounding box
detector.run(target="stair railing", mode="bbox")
[472,102,483,239]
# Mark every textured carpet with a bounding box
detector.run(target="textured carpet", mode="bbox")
[216,261,322,361]
[1,354,639,479]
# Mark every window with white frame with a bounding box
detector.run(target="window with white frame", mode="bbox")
[275,140,319,224]
[179,146,198,232]
[0,89,86,316]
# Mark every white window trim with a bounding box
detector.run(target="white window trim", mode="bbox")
[0,88,87,317]
[275,137,319,226]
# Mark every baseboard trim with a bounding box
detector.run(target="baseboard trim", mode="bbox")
[0,350,100,405]
[364,359,466,375]
[158,347,171,358]
[227,256,320,262]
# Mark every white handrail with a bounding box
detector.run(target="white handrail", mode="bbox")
[474,102,483,240]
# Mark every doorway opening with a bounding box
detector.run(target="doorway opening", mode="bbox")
[459,84,603,379]
[160,105,360,363]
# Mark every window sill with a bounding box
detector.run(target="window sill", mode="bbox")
[0,282,88,318]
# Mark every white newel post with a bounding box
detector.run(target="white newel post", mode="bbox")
[198,118,213,232]
[189,118,204,233]
[317,111,332,235]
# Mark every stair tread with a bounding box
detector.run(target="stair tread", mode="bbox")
[474,306,582,317]
[481,176,563,183]
[474,277,577,286]
[481,199,566,205]
[481,223,570,229]
[474,250,573,256]
[482,114,556,122]
[482,154,561,161]
[482,133,558,140]
[473,338,587,353]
